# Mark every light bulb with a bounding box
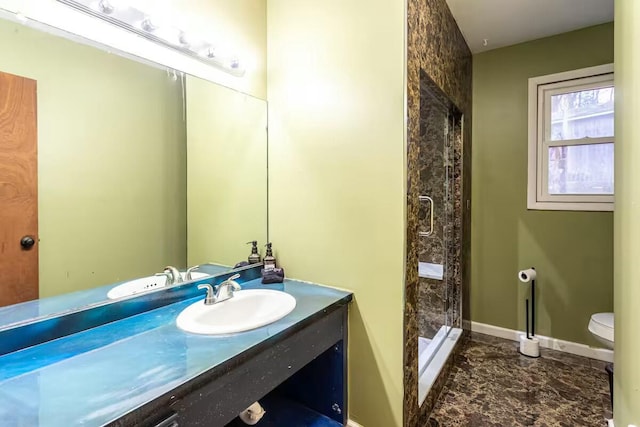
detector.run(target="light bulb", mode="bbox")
[200,46,216,59]
[178,31,191,47]
[140,17,156,32]
[96,0,130,14]
[140,13,171,33]
[97,0,114,14]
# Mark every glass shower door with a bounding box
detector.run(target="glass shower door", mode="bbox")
[417,87,452,376]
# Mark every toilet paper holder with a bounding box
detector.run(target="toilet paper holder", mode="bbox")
[518,267,540,358]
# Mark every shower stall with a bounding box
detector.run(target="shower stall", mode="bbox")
[416,72,464,403]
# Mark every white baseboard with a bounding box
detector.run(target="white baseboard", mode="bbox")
[347,420,364,427]
[471,321,614,363]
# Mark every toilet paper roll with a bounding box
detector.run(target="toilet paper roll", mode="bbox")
[518,268,536,283]
[238,401,266,425]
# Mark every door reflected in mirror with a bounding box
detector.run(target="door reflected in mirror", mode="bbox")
[0,16,268,316]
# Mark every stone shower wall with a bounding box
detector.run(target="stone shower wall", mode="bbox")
[404,0,472,423]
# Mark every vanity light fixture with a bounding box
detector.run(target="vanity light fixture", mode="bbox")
[55,0,245,76]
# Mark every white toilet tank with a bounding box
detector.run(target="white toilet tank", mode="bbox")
[588,312,614,349]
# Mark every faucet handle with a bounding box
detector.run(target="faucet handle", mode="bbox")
[185,265,201,281]
[163,266,183,284]
[154,271,172,285]
[198,284,216,305]
[215,274,241,302]
[224,274,241,290]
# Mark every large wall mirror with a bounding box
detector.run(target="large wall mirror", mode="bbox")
[0,11,268,320]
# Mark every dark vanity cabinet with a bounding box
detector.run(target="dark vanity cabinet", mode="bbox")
[127,303,349,427]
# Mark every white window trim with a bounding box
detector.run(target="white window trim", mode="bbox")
[527,63,614,212]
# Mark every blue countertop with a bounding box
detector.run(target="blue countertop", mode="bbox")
[0,264,231,330]
[0,278,351,427]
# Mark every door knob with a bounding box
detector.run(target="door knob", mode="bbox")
[20,236,35,250]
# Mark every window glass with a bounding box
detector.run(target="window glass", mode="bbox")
[550,87,614,141]
[548,143,614,195]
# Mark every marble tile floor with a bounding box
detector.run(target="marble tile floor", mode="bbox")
[427,332,612,426]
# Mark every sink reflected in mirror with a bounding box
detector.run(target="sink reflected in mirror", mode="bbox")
[106,272,210,300]
[176,290,296,335]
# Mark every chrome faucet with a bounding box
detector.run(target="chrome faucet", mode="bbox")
[155,266,183,286]
[197,283,217,305]
[198,274,241,305]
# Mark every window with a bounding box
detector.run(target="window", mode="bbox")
[528,64,614,211]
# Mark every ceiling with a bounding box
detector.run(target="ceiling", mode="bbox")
[446,0,614,53]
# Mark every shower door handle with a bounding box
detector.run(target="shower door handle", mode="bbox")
[418,195,434,237]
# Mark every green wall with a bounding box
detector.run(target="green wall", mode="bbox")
[186,76,268,267]
[267,0,406,425]
[472,23,614,346]
[0,18,187,296]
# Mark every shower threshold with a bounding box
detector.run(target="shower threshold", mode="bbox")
[418,326,462,405]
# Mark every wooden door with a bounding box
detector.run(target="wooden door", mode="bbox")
[0,71,38,306]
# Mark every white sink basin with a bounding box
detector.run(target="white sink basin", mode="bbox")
[107,272,209,299]
[176,289,296,335]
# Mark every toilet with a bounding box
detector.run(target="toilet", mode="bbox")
[588,312,614,349]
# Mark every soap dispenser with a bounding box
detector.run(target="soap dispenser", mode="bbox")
[247,241,261,264]
[263,243,276,271]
